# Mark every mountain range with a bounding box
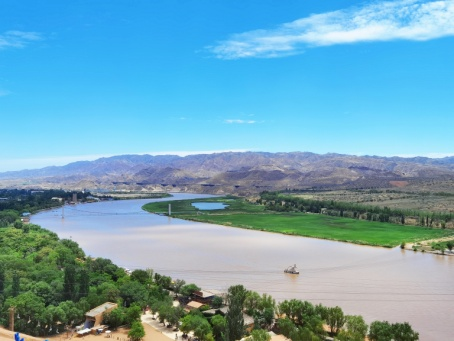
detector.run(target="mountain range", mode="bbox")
[1,152,454,194]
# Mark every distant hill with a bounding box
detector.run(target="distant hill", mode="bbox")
[1,152,454,194]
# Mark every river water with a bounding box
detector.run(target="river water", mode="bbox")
[32,193,454,340]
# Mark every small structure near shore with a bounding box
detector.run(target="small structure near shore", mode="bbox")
[83,302,118,331]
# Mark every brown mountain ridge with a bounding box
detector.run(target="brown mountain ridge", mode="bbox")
[1,152,453,194]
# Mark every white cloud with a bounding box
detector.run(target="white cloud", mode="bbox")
[224,119,256,124]
[0,30,42,50]
[208,0,454,59]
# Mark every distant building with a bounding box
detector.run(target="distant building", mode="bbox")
[185,301,204,311]
[84,302,118,329]
[192,290,218,305]
[21,212,31,224]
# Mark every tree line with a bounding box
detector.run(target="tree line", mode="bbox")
[258,191,453,228]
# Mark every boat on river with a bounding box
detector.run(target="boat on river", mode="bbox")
[284,264,299,274]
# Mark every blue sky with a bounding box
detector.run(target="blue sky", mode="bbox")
[1,0,453,172]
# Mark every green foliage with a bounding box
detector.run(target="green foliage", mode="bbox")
[180,283,201,297]
[211,295,223,308]
[392,322,419,341]
[245,329,271,341]
[12,271,20,297]
[128,320,145,341]
[154,273,172,288]
[210,314,226,341]
[325,306,345,335]
[260,191,454,226]
[63,264,77,301]
[368,321,394,341]
[336,315,367,341]
[3,292,46,334]
[447,240,454,252]
[120,281,149,307]
[181,313,213,341]
[145,198,454,248]
[131,269,152,284]
[125,304,142,326]
[172,278,186,295]
[103,307,125,330]
[225,285,247,341]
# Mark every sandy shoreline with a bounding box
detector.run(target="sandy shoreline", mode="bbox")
[0,312,175,341]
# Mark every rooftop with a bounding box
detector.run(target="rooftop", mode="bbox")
[85,302,117,317]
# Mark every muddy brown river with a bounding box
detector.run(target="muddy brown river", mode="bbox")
[32,193,454,340]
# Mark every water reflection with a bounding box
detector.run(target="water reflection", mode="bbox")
[32,193,454,340]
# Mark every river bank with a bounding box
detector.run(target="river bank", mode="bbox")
[142,197,454,248]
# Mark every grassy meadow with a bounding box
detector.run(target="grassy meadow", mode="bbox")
[142,197,454,248]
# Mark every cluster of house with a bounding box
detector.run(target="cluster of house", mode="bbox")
[185,290,254,332]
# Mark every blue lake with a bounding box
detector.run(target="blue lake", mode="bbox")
[191,202,229,210]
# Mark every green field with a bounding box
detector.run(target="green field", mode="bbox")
[142,197,454,247]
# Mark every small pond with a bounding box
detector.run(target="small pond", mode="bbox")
[191,202,229,210]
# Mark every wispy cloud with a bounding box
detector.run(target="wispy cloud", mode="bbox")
[208,0,454,59]
[224,119,256,124]
[0,30,42,50]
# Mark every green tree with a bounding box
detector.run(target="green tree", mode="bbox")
[336,315,367,341]
[0,265,5,295]
[125,304,142,326]
[277,318,296,338]
[120,281,148,307]
[173,279,186,296]
[3,292,46,335]
[128,320,145,341]
[212,296,223,309]
[78,268,90,299]
[210,314,226,341]
[12,271,20,297]
[180,283,200,297]
[63,264,76,301]
[446,241,453,253]
[131,269,152,285]
[278,299,315,328]
[30,281,56,306]
[180,313,213,341]
[167,306,184,327]
[225,284,247,341]
[392,322,419,341]
[103,307,125,330]
[245,329,270,341]
[58,300,84,327]
[244,291,261,313]
[325,306,345,336]
[369,321,393,341]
